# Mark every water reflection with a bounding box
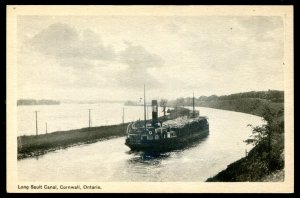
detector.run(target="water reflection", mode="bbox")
[127,150,171,161]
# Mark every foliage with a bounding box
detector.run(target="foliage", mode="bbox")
[244,124,268,146]
[159,99,168,107]
[160,99,168,116]
[207,102,284,182]
[168,90,283,107]
[176,97,185,107]
[245,104,283,148]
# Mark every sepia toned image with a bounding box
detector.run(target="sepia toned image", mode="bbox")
[7,6,293,193]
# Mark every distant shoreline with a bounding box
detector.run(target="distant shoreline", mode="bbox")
[17,99,60,106]
[17,100,127,106]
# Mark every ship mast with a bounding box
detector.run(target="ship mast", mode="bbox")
[192,91,195,117]
[144,84,147,130]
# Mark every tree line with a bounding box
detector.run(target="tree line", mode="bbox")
[165,90,283,107]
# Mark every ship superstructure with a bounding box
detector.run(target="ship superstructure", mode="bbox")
[125,86,209,151]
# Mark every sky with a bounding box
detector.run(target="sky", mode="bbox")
[17,15,284,101]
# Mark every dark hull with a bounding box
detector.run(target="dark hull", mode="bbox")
[125,128,209,152]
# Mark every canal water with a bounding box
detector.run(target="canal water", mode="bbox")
[18,103,163,136]
[18,107,264,182]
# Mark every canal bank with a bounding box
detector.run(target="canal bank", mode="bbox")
[18,123,129,160]
[17,108,185,160]
[201,100,284,182]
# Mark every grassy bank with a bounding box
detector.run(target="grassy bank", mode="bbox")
[206,131,284,181]
[201,99,284,182]
[18,123,128,159]
[198,98,283,117]
[17,106,184,160]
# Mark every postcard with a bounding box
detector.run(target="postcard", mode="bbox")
[7,5,294,193]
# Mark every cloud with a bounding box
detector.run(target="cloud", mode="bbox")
[165,23,181,34]
[119,43,164,70]
[115,43,165,89]
[29,23,116,69]
[179,16,284,74]
[237,16,283,42]
[25,23,167,90]
[115,69,161,89]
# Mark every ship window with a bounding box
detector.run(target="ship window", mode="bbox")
[148,136,153,140]
[162,133,166,138]
[142,136,147,140]
[167,132,170,138]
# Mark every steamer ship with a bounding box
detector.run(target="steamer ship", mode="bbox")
[125,86,209,151]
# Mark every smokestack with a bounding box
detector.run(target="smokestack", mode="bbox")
[152,100,158,125]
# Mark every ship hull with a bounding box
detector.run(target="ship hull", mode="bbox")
[125,128,209,152]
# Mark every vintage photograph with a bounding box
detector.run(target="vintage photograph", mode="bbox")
[7,6,293,193]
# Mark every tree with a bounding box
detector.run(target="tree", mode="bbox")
[245,105,284,170]
[207,95,219,101]
[160,99,168,116]
[176,97,185,107]
[245,105,275,146]
[199,96,208,101]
